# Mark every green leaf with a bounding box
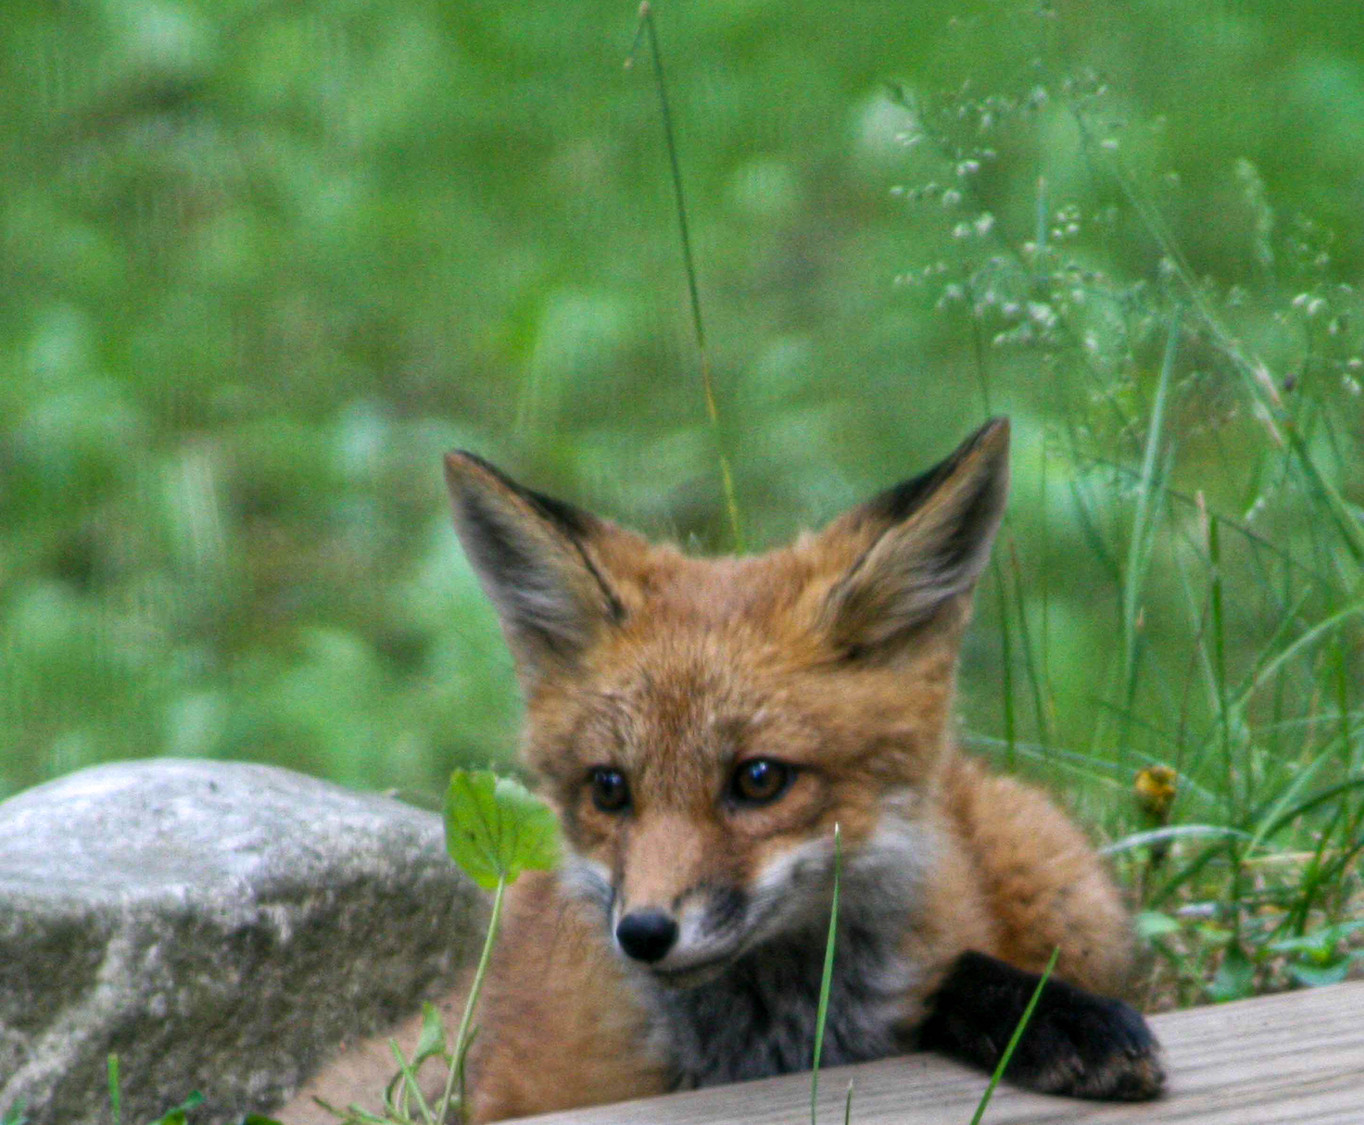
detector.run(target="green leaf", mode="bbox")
[1268,919,1364,959]
[413,1001,448,1066]
[1289,961,1351,988]
[338,1109,389,1124]
[1,1102,29,1125]
[1267,932,1330,957]
[1208,943,1256,1002]
[1136,910,1181,939]
[146,1092,203,1125]
[1196,922,1234,947]
[444,770,560,891]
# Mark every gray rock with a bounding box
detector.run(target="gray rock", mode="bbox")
[0,759,487,1125]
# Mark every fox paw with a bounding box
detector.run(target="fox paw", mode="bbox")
[1000,982,1164,1100]
[921,951,1165,1102]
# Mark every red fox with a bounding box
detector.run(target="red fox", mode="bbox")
[283,419,1163,1122]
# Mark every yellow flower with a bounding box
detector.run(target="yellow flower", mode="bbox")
[1135,765,1178,822]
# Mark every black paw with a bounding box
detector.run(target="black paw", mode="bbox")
[995,976,1164,1099]
[919,951,1165,1101]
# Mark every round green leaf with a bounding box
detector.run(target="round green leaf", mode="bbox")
[443,769,560,890]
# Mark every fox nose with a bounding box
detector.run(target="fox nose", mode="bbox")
[615,910,679,963]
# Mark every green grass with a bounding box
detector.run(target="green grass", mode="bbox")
[2,0,1360,1015]
[810,825,843,1125]
[966,949,1059,1125]
[104,1055,209,1125]
[870,29,1364,999]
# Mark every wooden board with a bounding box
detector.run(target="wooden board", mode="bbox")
[511,982,1364,1125]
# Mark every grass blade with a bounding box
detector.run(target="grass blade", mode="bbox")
[1072,102,1364,564]
[108,1054,120,1125]
[1117,309,1180,757]
[967,947,1059,1125]
[386,1040,437,1125]
[810,823,842,1125]
[627,2,744,550]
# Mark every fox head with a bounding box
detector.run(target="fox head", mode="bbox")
[444,420,1009,984]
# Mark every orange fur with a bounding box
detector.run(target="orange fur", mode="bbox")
[279,420,1146,1123]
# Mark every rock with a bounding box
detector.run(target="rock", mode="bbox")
[0,759,487,1125]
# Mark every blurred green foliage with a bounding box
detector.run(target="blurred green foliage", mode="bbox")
[2,0,1362,841]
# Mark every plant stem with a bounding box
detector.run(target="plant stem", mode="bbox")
[436,874,509,1124]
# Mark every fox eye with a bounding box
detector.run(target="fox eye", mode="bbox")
[588,766,631,813]
[729,759,794,807]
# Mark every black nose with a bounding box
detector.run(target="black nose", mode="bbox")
[615,910,679,963]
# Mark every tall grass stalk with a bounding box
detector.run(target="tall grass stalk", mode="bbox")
[1071,104,1364,566]
[1007,539,1053,753]
[1117,310,1180,751]
[627,1,744,551]
[993,563,1019,770]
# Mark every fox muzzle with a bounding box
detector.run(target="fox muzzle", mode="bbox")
[614,909,679,963]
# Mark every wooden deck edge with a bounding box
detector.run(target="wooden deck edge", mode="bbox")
[510,981,1364,1125]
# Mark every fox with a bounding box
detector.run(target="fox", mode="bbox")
[281,418,1163,1123]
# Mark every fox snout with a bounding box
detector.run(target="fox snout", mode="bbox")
[609,888,751,985]
[615,910,679,963]
[602,813,753,976]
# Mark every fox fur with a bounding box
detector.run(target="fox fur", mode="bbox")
[280,418,1162,1123]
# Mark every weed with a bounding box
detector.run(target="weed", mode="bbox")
[884,4,1363,1011]
[319,770,560,1125]
[104,1054,211,1125]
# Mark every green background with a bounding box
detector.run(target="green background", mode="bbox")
[3,0,1362,838]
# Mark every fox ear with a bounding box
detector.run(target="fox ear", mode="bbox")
[821,418,1010,653]
[443,452,624,684]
